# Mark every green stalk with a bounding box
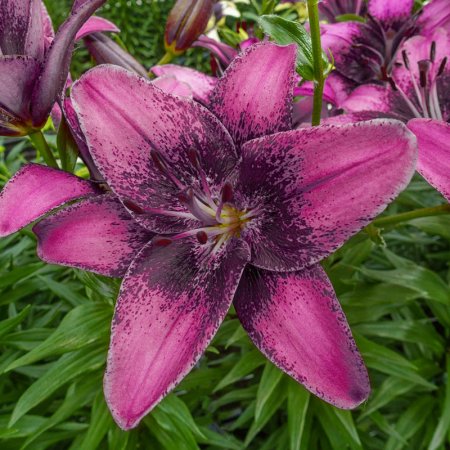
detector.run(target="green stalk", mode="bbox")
[307,0,325,126]
[156,51,174,66]
[373,204,450,228]
[29,131,58,169]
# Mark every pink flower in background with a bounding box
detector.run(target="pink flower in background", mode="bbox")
[0,0,108,136]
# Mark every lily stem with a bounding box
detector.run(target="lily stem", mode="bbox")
[29,131,58,169]
[156,51,174,66]
[373,204,450,228]
[307,0,325,126]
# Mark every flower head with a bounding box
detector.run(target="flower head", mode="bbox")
[0,0,107,136]
[0,42,417,430]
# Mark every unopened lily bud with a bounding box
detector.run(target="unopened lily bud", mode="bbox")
[165,0,214,55]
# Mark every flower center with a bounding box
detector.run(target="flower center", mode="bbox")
[130,148,258,253]
[387,41,447,120]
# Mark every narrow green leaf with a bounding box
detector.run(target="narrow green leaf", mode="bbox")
[0,305,30,339]
[288,379,310,450]
[255,362,284,421]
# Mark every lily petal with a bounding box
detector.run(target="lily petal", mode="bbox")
[0,55,40,124]
[235,120,417,271]
[367,0,413,28]
[152,75,193,98]
[234,264,370,409]
[71,65,237,234]
[151,64,217,105]
[418,0,450,36]
[31,0,106,127]
[0,163,99,237]
[83,33,149,77]
[408,119,450,201]
[210,42,296,148]
[34,195,152,277]
[105,237,250,429]
[75,16,119,41]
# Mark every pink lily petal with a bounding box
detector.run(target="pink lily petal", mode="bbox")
[234,264,370,409]
[192,35,238,67]
[408,119,450,201]
[105,238,250,429]
[75,16,119,41]
[235,120,417,271]
[0,55,40,123]
[418,0,450,36]
[0,164,100,237]
[210,42,297,148]
[62,97,103,181]
[40,0,55,51]
[152,75,193,99]
[33,195,153,277]
[71,65,238,234]
[367,0,413,27]
[31,0,106,127]
[151,64,217,105]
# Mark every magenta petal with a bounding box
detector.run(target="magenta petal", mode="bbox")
[234,264,370,409]
[210,42,297,147]
[342,84,393,114]
[105,238,250,429]
[0,164,99,237]
[367,0,413,27]
[33,195,152,277]
[408,119,450,201]
[418,0,450,36]
[151,64,217,105]
[0,55,40,122]
[152,75,193,99]
[75,16,119,41]
[71,65,237,233]
[30,0,106,127]
[236,120,417,271]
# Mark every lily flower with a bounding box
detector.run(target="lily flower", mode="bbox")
[0,0,107,136]
[339,28,450,200]
[0,42,416,430]
[319,0,367,22]
[321,0,449,84]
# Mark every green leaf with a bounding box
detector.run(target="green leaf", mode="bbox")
[0,305,30,339]
[259,15,329,80]
[78,392,112,450]
[288,379,310,450]
[56,116,79,173]
[6,303,112,371]
[213,348,265,392]
[255,362,284,421]
[10,346,106,426]
[428,356,450,450]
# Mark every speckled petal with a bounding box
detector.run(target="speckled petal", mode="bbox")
[234,264,370,409]
[0,163,99,236]
[33,195,152,277]
[71,65,237,234]
[31,0,106,127]
[408,119,450,201]
[105,237,250,430]
[210,42,297,148]
[151,64,217,105]
[367,0,413,28]
[234,120,417,271]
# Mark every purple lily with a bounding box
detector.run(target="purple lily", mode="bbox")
[338,28,450,201]
[0,0,107,136]
[321,0,449,84]
[0,42,416,430]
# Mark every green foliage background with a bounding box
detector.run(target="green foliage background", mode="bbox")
[0,1,449,449]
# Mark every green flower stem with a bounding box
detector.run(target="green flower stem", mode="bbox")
[373,204,450,228]
[307,0,325,126]
[29,131,58,169]
[156,51,174,66]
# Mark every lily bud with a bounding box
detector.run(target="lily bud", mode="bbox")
[165,0,214,55]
